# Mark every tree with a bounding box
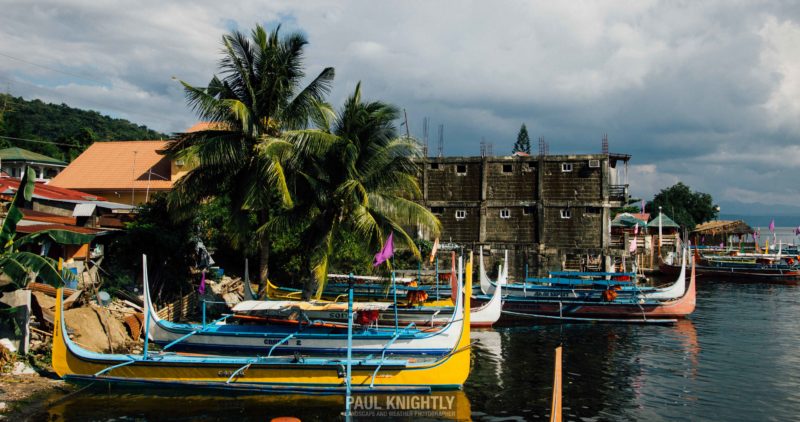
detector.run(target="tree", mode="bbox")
[164,24,335,293]
[279,83,441,298]
[512,124,531,154]
[648,182,718,229]
[105,193,195,299]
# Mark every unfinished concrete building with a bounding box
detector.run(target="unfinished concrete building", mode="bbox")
[417,153,631,279]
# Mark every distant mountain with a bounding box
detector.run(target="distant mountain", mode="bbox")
[0,94,168,162]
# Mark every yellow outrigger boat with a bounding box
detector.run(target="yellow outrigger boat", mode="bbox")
[52,257,474,394]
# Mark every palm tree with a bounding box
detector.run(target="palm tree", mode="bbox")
[276,83,441,298]
[164,24,334,292]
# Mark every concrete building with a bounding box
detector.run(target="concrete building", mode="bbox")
[417,153,631,279]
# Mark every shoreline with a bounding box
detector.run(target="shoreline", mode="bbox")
[0,371,76,420]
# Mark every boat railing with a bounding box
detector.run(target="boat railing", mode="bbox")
[94,357,137,376]
[266,319,327,358]
[162,314,232,351]
[226,362,254,384]
[370,322,416,388]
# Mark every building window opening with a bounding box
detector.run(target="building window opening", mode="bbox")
[502,164,513,173]
[430,163,440,170]
[560,209,572,219]
[431,207,444,215]
[456,164,467,175]
[455,209,467,220]
[500,209,511,219]
[561,163,573,172]
[523,206,534,215]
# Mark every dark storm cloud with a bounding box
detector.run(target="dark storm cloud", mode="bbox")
[0,1,798,212]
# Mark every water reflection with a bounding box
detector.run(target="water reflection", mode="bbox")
[33,386,470,421]
[27,279,800,421]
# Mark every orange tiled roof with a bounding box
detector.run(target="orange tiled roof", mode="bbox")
[50,141,173,190]
[186,121,230,133]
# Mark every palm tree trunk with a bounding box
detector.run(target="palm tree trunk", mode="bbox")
[258,210,270,295]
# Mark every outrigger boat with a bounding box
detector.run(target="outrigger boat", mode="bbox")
[238,257,502,329]
[146,257,467,356]
[480,249,688,302]
[52,258,474,394]
[475,254,696,324]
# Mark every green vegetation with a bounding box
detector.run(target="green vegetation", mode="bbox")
[281,83,440,297]
[0,93,166,162]
[164,24,335,295]
[165,24,438,298]
[512,124,531,154]
[104,193,196,298]
[647,182,718,229]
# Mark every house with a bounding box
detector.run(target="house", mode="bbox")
[49,140,191,206]
[0,147,67,181]
[417,152,631,277]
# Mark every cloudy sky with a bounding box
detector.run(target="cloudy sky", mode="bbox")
[1,1,799,215]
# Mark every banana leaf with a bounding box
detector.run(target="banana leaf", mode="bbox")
[0,252,74,290]
[0,167,35,250]
[14,229,97,247]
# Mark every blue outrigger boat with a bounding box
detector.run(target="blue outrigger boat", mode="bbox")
[52,257,475,396]
[145,256,466,356]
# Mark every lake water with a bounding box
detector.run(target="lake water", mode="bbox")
[23,276,800,421]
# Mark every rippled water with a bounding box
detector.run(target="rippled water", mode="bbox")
[23,278,800,421]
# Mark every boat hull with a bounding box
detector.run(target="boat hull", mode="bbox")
[479,258,696,321]
[52,257,475,392]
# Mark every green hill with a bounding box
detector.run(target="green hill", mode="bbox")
[0,94,168,162]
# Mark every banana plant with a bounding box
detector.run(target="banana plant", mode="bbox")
[0,167,78,292]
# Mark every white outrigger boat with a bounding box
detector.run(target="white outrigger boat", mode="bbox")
[479,249,689,302]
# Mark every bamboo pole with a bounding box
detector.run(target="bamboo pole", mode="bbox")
[550,346,562,422]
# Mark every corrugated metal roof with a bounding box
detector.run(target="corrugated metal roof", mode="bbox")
[650,213,680,228]
[72,203,97,217]
[0,147,67,166]
[0,177,106,201]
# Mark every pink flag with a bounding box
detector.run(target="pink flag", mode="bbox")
[373,232,394,267]
[198,269,206,294]
[629,237,637,253]
[633,222,639,235]
[769,219,775,233]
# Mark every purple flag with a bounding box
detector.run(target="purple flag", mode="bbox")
[198,269,206,294]
[769,219,775,233]
[795,226,800,236]
[373,232,394,267]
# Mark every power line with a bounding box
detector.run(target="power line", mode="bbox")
[0,134,92,147]
[0,51,107,85]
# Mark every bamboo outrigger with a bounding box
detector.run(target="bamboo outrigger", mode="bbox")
[52,257,474,393]
[147,257,467,356]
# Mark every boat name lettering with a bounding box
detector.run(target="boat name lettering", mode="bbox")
[217,370,244,378]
